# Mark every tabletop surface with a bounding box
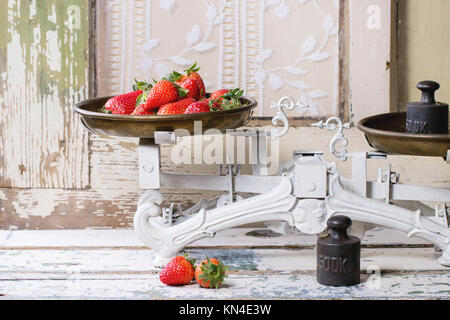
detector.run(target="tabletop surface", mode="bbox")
[0,227,449,300]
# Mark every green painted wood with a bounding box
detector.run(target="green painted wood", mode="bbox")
[0,0,90,189]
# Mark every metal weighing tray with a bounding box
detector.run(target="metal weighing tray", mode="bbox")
[357,112,450,157]
[73,95,257,138]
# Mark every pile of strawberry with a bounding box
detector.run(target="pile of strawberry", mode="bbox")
[159,254,228,289]
[103,63,246,116]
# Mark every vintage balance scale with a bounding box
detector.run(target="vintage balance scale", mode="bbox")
[74,81,450,268]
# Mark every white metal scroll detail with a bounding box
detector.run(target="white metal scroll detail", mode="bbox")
[311,117,353,160]
[270,96,309,138]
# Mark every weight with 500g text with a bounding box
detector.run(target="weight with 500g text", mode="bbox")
[406,80,448,134]
[317,215,360,286]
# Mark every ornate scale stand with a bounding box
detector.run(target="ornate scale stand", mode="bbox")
[133,97,450,268]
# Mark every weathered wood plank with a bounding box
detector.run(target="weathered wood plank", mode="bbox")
[0,0,90,188]
[0,187,223,229]
[0,227,430,248]
[349,0,397,122]
[89,133,231,190]
[0,247,447,273]
[0,188,138,229]
[0,272,448,299]
[89,135,140,190]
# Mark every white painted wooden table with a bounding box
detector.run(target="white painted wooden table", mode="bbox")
[0,228,449,300]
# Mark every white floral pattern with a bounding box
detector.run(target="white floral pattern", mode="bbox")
[159,0,176,13]
[97,0,340,119]
[142,0,222,88]
[257,0,339,117]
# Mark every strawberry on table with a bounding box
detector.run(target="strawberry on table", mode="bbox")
[195,257,228,289]
[103,90,143,115]
[159,255,195,286]
[184,101,210,114]
[136,79,187,112]
[156,98,195,115]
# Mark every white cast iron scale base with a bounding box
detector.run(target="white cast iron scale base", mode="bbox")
[133,98,450,268]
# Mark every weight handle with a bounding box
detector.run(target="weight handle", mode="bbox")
[417,80,440,104]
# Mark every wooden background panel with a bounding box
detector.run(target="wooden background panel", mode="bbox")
[89,135,140,190]
[89,134,229,190]
[0,188,138,229]
[397,0,450,111]
[0,187,223,230]
[0,0,90,188]
[349,0,396,123]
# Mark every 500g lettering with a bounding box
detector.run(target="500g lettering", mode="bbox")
[223,304,271,315]
[318,255,349,272]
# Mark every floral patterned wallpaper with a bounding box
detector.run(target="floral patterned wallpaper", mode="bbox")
[97,0,340,118]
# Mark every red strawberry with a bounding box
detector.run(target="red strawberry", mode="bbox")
[159,256,195,286]
[208,89,230,110]
[169,63,206,98]
[195,257,228,289]
[184,101,210,114]
[104,90,143,114]
[138,80,186,111]
[210,89,229,101]
[156,98,195,115]
[131,104,155,115]
[185,69,206,98]
[179,78,201,100]
[210,88,245,111]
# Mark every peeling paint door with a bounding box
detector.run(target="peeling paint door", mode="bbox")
[0,0,90,189]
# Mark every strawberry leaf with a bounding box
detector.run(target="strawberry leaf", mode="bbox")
[184,62,200,75]
[133,79,153,92]
[216,88,246,110]
[173,83,188,98]
[135,92,148,107]
[181,252,196,269]
[99,106,112,114]
[165,70,184,82]
[209,99,221,111]
[198,257,227,289]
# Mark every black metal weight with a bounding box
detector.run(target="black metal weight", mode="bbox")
[406,80,448,134]
[317,215,360,286]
